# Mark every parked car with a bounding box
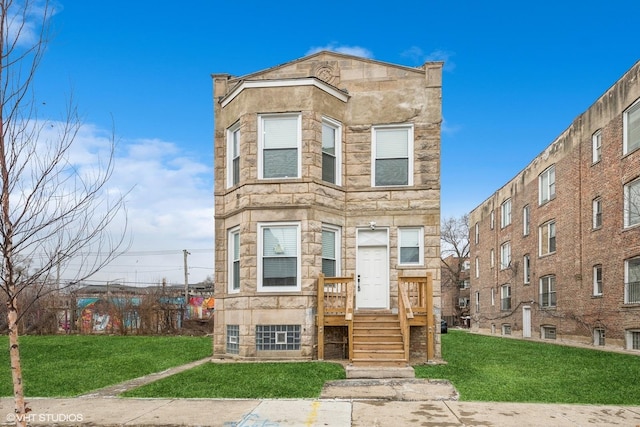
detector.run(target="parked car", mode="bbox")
[441,319,448,333]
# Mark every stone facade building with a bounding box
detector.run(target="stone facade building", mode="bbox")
[212,51,443,363]
[469,61,640,350]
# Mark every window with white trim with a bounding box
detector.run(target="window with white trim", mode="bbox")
[321,225,340,277]
[491,288,495,306]
[523,205,530,236]
[474,222,479,244]
[322,117,341,185]
[625,257,640,304]
[475,256,479,278]
[594,328,605,346]
[490,211,495,230]
[624,178,640,228]
[228,227,240,292]
[626,330,640,351]
[623,99,640,155]
[490,248,495,269]
[500,241,511,270]
[227,122,241,187]
[593,264,603,296]
[593,197,602,229]
[501,285,511,311]
[475,291,480,313]
[258,223,300,291]
[592,129,602,163]
[523,254,531,284]
[399,227,423,265]
[502,324,512,335]
[539,220,556,256]
[540,275,556,308]
[259,114,301,179]
[227,325,239,354]
[539,165,556,205]
[501,199,512,228]
[372,125,413,186]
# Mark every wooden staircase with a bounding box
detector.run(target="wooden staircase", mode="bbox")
[351,312,407,367]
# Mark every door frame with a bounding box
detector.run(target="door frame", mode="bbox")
[355,227,390,309]
[522,305,532,338]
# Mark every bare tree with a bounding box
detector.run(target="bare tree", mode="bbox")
[1,1,127,424]
[440,214,470,286]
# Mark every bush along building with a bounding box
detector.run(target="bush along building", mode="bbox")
[469,61,640,350]
[212,51,443,368]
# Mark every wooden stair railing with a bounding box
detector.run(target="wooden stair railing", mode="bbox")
[398,273,434,361]
[317,274,354,360]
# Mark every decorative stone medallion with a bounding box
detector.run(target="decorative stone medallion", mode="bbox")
[314,62,340,86]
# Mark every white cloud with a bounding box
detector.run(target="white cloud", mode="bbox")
[401,46,456,71]
[306,44,373,59]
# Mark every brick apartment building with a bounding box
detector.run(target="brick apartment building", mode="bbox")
[441,255,470,327]
[469,60,640,350]
[212,52,443,365]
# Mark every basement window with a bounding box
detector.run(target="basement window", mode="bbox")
[256,325,301,351]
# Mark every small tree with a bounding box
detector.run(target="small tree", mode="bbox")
[440,214,470,286]
[1,1,127,424]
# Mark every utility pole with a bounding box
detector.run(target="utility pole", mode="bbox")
[183,249,190,325]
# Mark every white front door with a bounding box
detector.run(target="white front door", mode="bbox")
[522,306,531,338]
[356,230,389,309]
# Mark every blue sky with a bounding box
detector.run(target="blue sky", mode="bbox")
[33,1,639,284]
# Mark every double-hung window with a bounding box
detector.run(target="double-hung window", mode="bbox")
[592,130,602,163]
[372,125,413,186]
[593,197,602,229]
[624,178,640,228]
[228,228,240,292]
[523,205,530,236]
[624,99,640,155]
[398,227,423,265]
[539,165,556,205]
[625,257,640,304]
[593,264,603,296]
[259,114,301,179]
[500,241,511,270]
[501,285,511,311]
[322,117,341,185]
[540,275,556,308]
[321,226,340,277]
[501,199,511,228]
[258,223,300,291]
[523,254,531,284]
[227,122,241,187]
[539,220,556,256]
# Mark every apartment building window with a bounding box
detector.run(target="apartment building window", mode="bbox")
[539,165,556,205]
[228,227,240,292]
[523,205,530,236]
[322,117,341,185]
[627,330,640,351]
[475,256,479,278]
[227,122,241,187]
[592,130,602,163]
[594,328,605,346]
[500,241,511,270]
[523,254,531,284]
[490,211,495,230]
[540,275,556,308]
[501,285,511,311]
[399,227,423,265]
[623,99,640,155]
[490,248,495,269]
[460,280,470,289]
[475,291,480,313]
[258,223,300,291]
[491,288,495,306]
[542,326,557,339]
[226,325,239,354]
[502,324,512,335]
[624,178,640,228]
[372,125,413,186]
[501,199,512,228]
[256,325,301,351]
[474,222,479,244]
[539,220,556,256]
[593,197,603,229]
[624,257,640,304]
[322,226,340,276]
[259,114,301,179]
[459,297,470,307]
[593,265,603,296]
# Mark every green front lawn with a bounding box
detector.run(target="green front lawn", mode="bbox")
[0,335,211,397]
[121,362,346,399]
[414,330,640,404]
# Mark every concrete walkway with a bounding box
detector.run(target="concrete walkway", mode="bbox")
[1,360,640,426]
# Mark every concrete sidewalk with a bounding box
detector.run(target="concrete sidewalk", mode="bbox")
[2,377,640,426]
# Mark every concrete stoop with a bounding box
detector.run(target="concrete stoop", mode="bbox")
[345,364,415,379]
